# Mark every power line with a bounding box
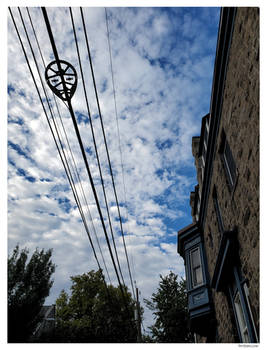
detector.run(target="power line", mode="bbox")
[69,7,125,286]
[16,7,102,272]
[41,6,128,303]
[80,7,136,301]
[104,7,136,300]
[26,6,112,284]
[9,7,104,278]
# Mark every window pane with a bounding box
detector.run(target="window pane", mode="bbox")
[213,188,224,233]
[191,248,200,268]
[234,292,249,342]
[244,283,259,342]
[190,248,203,288]
[224,140,237,186]
[194,266,203,286]
[235,293,246,329]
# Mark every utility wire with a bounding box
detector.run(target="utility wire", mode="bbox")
[54,106,112,284]
[17,8,86,259]
[80,7,136,301]
[26,6,112,284]
[41,7,127,303]
[16,7,102,273]
[69,7,125,286]
[104,7,136,300]
[9,7,104,278]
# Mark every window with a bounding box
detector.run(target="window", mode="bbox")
[195,187,201,222]
[202,121,209,160]
[200,115,210,182]
[201,159,205,183]
[192,185,201,222]
[243,283,259,342]
[212,186,224,233]
[223,140,237,186]
[220,130,237,191]
[195,199,200,222]
[190,247,204,288]
[234,291,250,343]
[228,268,258,343]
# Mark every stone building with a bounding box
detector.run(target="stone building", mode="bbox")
[177,7,259,343]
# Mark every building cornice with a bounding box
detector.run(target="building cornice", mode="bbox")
[178,7,237,257]
[198,7,237,230]
[177,222,199,257]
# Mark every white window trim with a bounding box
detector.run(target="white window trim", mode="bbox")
[243,283,259,342]
[234,291,250,343]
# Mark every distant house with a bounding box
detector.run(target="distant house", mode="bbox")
[177,7,259,343]
[32,305,56,339]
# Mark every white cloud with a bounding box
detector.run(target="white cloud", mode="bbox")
[7,6,219,332]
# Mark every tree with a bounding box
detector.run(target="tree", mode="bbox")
[54,270,138,342]
[8,245,55,342]
[144,271,194,343]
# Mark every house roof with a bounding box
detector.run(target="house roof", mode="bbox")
[39,305,55,319]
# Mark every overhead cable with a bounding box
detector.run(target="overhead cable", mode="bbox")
[80,7,136,300]
[104,7,136,300]
[26,6,111,284]
[69,7,125,286]
[9,7,104,278]
[41,6,127,302]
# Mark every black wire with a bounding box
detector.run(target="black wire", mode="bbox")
[18,7,102,272]
[81,7,136,300]
[26,7,46,67]
[69,7,125,286]
[10,7,103,277]
[41,7,127,303]
[26,6,112,285]
[104,7,136,300]
[55,107,112,285]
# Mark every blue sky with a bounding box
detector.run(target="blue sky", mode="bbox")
[7,5,220,331]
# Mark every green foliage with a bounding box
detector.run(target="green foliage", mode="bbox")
[144,271,194,343]
[53,270,138,342]
[8,245,55,342]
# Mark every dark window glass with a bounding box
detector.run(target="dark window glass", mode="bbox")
[212,186,224,233]
[220,131,237,191]
[223,139,237,187]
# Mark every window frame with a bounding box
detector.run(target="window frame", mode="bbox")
[219,130,238,192]
[243,283,259,342]
[192,185,201,222]
[189,246,204,289]
[212,186,224,234]
[199,115,210,183]
[228,267,258,343]
[233,289,250,343]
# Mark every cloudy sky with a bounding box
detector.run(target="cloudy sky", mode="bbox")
[7,5,220,332]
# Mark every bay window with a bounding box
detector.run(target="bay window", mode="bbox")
[178,223,214,338]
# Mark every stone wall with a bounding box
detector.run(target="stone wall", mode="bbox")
[202,7,259,341]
